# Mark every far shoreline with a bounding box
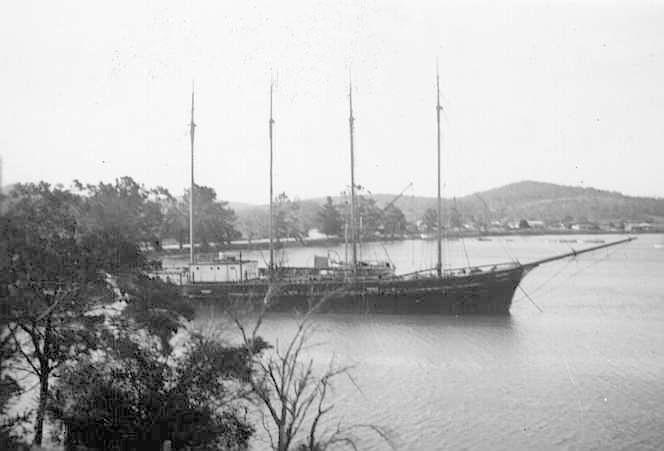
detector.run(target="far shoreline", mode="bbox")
[149,229,658,259]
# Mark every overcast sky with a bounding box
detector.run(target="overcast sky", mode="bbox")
[1,0,662,204]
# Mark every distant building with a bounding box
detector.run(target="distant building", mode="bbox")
[625,222,655,232]
[571,222,599,231]
[307,228,328,239]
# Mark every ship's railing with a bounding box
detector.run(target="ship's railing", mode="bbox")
[186,265,519,293]
[194,261,520,288]
[154,260,522,288]
[148,268,189,285]
[399,261,521,279]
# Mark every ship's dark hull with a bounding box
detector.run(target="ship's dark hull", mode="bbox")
[184,265,526,315]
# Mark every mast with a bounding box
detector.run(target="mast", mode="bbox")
[436,65,443,278]
[269,79,275,276]
[344,220,349,265]
[189,86,196,268]
[348,75,358,271]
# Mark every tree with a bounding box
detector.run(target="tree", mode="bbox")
[0,305,28,450]
[1,183,135,445]
[74,176,165,250]
[232,289,391,451]
[448,204,463,229]
[275,193,305,244]
[161,195,189,249]
[184,185,241,250]
[518,219,530,229]
[422,208,438,232]
[1,218,28,449]
[316,197,342,237]
[117,274,195,355]
[0,180,259,448]
[355,196,382,238]
[237,208,269,244]
[381,205,407,238]
[158,184,241,250]
[49,323,268,450]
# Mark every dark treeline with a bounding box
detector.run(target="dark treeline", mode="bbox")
[239,193,411,243]
[0,180,268,450]
[0,177,415,250]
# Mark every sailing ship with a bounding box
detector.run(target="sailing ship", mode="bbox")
[173,73,634,314]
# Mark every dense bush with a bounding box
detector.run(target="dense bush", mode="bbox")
[49,332,268,451]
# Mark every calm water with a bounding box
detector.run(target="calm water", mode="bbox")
[193,234,664,450]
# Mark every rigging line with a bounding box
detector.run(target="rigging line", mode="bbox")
[500,237,516,262]
[520,245,620,303]
[378,241,395,268]
[451,197,471,268]
[460,235,471,269]
[518,285,544,313]
[442,189,447,270]
[526,258,574,297]
[567,246,619,277]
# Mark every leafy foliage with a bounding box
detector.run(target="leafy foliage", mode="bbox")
[161,194,189,249]
[0,182,147,444]
[0,375,26,450]
[0,181,199,445]
[448,204,463,229]
[275,193,305,243]
[49,331,268,451]
[117,274,195,355]
[236,208,270,243]
[169,185,241,250]
[382,205,407,237]
[316,197,343,237]
[0,321,29,450]
[74,176,166,250]
[422,207,438,232]
[355,195,383,238]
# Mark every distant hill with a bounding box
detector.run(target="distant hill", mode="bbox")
[233,181,664,230]
[379,181,664,224]
[448,181,664,224]
[226,201,259,212]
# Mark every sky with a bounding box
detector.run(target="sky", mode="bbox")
[1,0,663,204]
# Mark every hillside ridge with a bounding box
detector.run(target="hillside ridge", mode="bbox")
[233,180,664,225]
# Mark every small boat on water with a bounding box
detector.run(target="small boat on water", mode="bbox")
[163,72,635,314]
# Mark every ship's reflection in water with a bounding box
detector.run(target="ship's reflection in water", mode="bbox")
[193,235,664,450]
[250,313,521,380]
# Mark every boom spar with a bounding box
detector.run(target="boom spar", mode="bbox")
[523,237,636,269]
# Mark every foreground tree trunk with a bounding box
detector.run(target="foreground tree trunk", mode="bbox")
[33,372,49,445]
[33,318,53,446]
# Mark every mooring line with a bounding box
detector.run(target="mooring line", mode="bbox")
[518,285,543,312]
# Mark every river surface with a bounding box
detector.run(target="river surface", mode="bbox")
[190,234,664,450]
